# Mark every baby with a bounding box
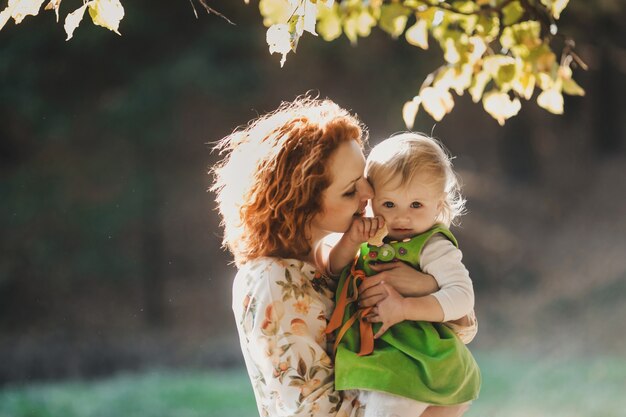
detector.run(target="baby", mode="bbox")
[324,133,481,417]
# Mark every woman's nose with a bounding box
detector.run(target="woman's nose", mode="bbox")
[358,178,374,200]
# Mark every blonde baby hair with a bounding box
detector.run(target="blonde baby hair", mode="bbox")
[365,132,466,227]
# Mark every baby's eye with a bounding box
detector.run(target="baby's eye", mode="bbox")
[383,201,395,208]
[411,201,422,208]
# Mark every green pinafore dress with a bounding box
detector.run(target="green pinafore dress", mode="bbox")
[330,225,481,405]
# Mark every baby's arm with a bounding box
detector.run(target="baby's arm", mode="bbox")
[419,235,474,321]
[319,216,385,276]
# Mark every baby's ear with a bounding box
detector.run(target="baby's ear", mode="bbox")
[437,192,448,210]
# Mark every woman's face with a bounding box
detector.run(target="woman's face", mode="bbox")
[310,140,374,236]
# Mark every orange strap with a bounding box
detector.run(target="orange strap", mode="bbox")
[357,305,374,356]
[325,260,376,356]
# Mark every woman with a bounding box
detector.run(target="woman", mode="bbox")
[211,97,449,417]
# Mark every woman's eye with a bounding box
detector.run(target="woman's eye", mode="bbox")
[343,189,357,198]
[411,201,422,208]
[383,201,395,208]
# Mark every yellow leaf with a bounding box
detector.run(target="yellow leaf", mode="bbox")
[551,0,569,19]
[88,0,124,35]
[512,71,536,100]
[443,37,460,64]
[289,0,318,36]
[420,86,454,122]
[435,64,473,96]
[562,78,584,96]
[343,13,358,45]
[541,0,569,19]
[468,36,486,63]
[317,2,341,41]
[402,97,421,129]
[64,2,89,41]
[44,0,61,22]
[482,90,521,125]
[5,0,46,25]
[483,55,517,89]
[0,7,12,30]
[483,55,516,77]
[405,19,428,50]
[537,88,564,114]
[356,10,376,37]
[536,72,554,90]
[470,71,491,103]
[259,0,291,26]
[266,23,292,67]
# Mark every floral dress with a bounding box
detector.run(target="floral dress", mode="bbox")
[232,257,365,417]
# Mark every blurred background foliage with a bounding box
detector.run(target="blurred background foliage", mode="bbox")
[1,0,625,415]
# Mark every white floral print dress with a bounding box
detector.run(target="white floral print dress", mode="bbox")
[232,257,364,417]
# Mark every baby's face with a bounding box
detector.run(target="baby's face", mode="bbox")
[371,173,444,241]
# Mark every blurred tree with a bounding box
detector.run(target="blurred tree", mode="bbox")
[0,0,262,327]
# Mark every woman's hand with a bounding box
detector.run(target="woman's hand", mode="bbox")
[358,261,439,307]
[363,282,406,338]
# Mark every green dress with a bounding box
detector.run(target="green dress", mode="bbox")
[329,225,481,405]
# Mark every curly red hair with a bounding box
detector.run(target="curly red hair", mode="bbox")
[211,97,366,266]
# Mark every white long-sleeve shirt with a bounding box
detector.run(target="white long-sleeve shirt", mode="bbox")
[420,234,475,322]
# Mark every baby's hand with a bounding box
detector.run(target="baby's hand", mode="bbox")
[363,282,406,339]
[345,216,386,246]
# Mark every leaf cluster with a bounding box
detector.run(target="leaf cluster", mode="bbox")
[257,0,586,125]
[0,0,586,124]
[1,0,124,40]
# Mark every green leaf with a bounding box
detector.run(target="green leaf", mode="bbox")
[501,1,524,26]
[451,1,479,14]
[379,3,411,38]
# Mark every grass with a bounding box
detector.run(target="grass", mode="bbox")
[1,351,625,417]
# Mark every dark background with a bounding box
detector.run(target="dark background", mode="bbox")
[1,0,625,386]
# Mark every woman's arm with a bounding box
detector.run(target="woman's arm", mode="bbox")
[233,260,359,417]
